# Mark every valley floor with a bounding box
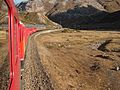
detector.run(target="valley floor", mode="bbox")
[23,29,120,90]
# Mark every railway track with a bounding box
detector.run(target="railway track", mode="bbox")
[22,29,63,90]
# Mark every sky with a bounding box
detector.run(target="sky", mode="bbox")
[14,0,28,4]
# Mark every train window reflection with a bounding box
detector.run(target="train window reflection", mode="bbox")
[0,0,9,90]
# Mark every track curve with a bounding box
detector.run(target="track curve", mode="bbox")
[22,29,63,90]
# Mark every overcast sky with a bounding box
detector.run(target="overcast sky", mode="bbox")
[14,0,28,4]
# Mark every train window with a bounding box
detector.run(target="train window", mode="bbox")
[0,0,9,89]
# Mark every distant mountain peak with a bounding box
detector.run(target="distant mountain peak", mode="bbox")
[16,0,120,13]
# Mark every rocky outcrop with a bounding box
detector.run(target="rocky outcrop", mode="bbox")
[98,0,120,12]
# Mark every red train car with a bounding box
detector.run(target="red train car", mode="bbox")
[3,0,37,90]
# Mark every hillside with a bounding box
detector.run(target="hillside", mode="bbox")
[0,0,8,25]
[98,0,120,12]
[17,0,120,30]
[19,11,42,24]
[23,29,120,90]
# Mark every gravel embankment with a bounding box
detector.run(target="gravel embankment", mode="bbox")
[22,34,53,90]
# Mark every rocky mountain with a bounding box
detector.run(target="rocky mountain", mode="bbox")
[97,0,120,12]
[25,0,120,14]
[25,0,106,14]
[17,0,120,29]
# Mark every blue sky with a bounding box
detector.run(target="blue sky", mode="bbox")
[14,0,28,4]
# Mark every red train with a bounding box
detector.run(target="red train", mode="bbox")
[3,0,37,90]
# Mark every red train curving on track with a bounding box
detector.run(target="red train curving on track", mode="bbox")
[3,0,37,90]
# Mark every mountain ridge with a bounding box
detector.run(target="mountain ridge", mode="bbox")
[17,0,120,29]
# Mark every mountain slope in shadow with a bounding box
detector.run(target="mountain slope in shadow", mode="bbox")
[48,5,120,30]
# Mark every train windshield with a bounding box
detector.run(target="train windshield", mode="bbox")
[0,0,9,89]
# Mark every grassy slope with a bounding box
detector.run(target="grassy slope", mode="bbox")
[19,11,42,24]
